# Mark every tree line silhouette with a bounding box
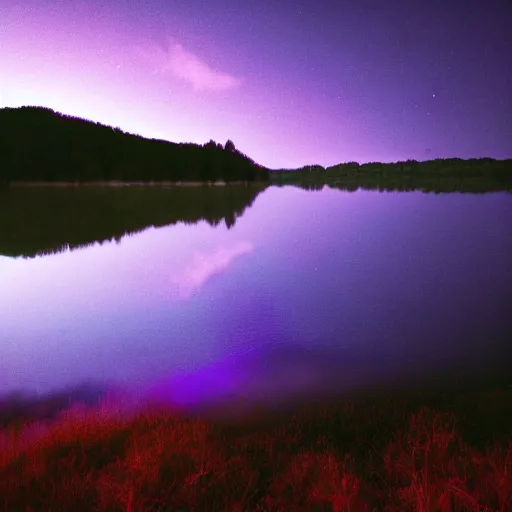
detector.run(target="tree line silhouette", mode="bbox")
[0,107,269,184]
[0,185,266,258]
[1,106,511,193]
[271,158,512,193]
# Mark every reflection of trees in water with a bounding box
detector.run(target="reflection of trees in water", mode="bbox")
[0,185,267,258]
[280,178,512,194]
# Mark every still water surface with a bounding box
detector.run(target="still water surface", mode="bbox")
[1,186,511,409]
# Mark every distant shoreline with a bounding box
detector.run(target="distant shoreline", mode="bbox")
[8,180,265,188]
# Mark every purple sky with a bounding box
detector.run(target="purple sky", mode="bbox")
[1,0,510,168]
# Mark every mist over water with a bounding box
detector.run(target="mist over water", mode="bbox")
[1,186,511,418]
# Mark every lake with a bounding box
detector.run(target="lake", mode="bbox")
[1,185,511,412]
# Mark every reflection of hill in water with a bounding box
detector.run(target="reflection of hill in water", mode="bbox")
[0,185,267,258]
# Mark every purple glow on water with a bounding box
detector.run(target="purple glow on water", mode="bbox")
[1,187,512,410]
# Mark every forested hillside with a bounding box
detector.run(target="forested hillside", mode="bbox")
[0,107,269,184]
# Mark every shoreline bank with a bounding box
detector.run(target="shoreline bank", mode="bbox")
[7,180,267,188]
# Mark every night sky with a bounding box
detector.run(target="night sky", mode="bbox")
[1,0,510,168]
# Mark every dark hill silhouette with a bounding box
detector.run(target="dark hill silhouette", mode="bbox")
[0,184,266,258]
[0,106,269,184]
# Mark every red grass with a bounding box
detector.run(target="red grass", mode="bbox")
[1,391,511,511]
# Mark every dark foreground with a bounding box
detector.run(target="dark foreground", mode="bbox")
[1,384,512,512]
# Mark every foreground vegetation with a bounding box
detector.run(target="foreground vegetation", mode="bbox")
[2,385,511,511]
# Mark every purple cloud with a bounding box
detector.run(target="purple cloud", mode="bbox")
[141,42,242,92]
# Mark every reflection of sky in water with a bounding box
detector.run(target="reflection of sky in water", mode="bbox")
[1,188,512,407]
